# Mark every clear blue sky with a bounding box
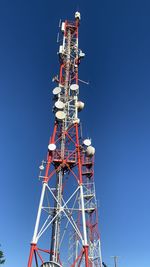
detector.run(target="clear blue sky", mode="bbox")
[0,0,150,266]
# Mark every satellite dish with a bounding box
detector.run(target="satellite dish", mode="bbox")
[40,262,62,267]
[70,84,79,91]
[86,146,95,157]
[55,100,65,109]
[83,139,91,146]
[76,101,84,111]
[48,143,56,151]
[53,87,61,95]
[55,111,66,120]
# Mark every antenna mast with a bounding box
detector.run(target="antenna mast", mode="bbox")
[27,12,102,267]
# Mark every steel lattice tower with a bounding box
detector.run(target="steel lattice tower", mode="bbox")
[27,12,102,267]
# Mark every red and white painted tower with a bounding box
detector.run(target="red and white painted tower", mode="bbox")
[27,12,102,267]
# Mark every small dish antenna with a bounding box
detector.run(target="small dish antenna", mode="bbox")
[86,146,95,157]
[55,111,66,120]
[70,84,79,91]
[55,100,65,109]
[48,143,56,151]
[53,87,61,95]
[76,101,84,111]
[83,139,91,146]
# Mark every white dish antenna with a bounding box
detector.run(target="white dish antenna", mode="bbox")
[70,84,79,91]
[76,101,84,111]
[53,87,61,95]
[83,139,91,146]
[55,111,66,120]
[48,143,56,151]
[55,100,65,110]
[86,146,95,157]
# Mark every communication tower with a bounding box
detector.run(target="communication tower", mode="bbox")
[27,12,102,267]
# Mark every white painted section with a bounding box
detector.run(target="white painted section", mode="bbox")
[37,185,83,241]
[37,214,51,238]
[74,95,78,119]
[37,209,59,240]
[80,185,88,245]
[99,239,103,267]
[32,182,46,243]
[62,35,65,53]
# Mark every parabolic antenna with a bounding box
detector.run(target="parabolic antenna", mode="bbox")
[83,139,91,146]
[40,262,62,267]
[86,146,95,157]
[76,101,84,111]
[55,100,65,109]
[70,84,79,91]
[55,111,66,120]
[52,87,61,95]
[48,143,56,151]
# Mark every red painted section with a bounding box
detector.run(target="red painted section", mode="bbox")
[84,246,89,267]
[28,243,36,267]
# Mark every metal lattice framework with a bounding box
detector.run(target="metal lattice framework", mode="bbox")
[27,12,102,267]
